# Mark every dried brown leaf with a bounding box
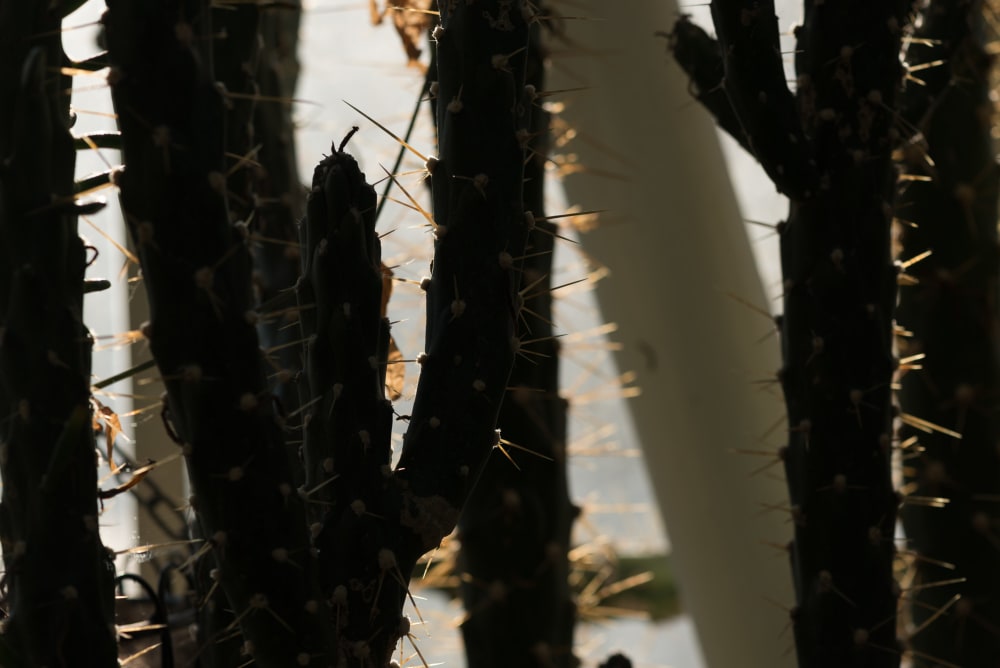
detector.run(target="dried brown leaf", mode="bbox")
[370,0,435,68]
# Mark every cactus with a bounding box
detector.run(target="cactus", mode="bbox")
[199,5,269,663]
[23,0,995,664]
[295,129,404,665]
[895,1,1000,665]
[394,0,532,545]
[454,13,578,668]
[104,1,337,663]
[103,0,536,664]
[0,1,118,664]
[292,0,537,662]
[672,1,912,665]
[213,0,260,226]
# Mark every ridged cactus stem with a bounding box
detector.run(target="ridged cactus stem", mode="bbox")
[456,15,577,668]
[674,1,912,665]
[104,2,337,664]
[394,0,531,535]
[295,135,407,667]
[292,1,535,663]
[895,2,1000,665]
[195,6,264,665]
[105,0,537,664]
[0,2,118,664]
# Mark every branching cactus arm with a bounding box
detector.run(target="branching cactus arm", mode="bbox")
[711,1,817,198]
[673,2,914,665]
[666,17,750,157]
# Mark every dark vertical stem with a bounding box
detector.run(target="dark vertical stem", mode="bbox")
[456,15,577,668]
[778,3,907,664]
[0,2,118,664]
[104,1,337,664]
[291,1,536,664]
[674,1,915,664]
[779,3,908,664]
[395,0,532,533]
[193,5,263,665]
[896,2,1000,665]
[295,135,403,668]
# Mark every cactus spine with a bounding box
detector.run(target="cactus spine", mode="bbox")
[673,1,913,664]
[0,1,118,664]
[895,1,1000,665]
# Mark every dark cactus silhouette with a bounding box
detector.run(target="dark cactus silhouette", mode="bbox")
[0,2,118,664]
[454,13,578,668]
[895,1,1000,665]
[104,2,337,663]
[9,0,1000,665]
[672,1,914,665]
[100,0,538,665]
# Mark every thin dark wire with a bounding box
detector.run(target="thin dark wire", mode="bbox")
[116,572,174,668]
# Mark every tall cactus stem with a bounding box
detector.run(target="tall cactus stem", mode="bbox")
[455,11,578,668]
[395,0,532,514]
[895,1,1000,665]
[0,2,118,664]
[104,1,337,663]
[673,1,914,664]
[295,130,405,667]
